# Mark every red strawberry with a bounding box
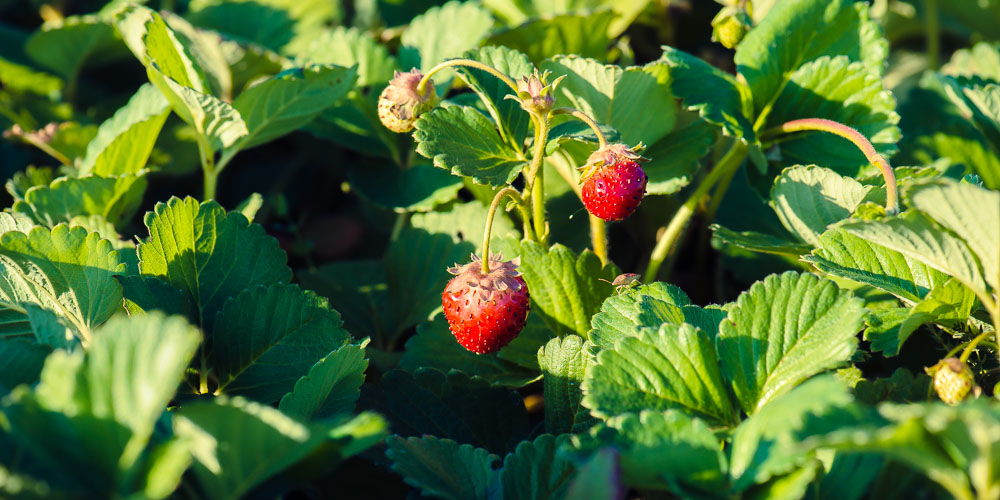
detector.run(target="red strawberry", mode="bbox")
[581,143,648,221]
[378,69,437,133]
[442,253,529,354]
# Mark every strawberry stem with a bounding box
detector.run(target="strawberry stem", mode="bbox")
[526,114,551,245]
[644,141,748,282]
[417,59,519,95]
[959,328,994,364]
[483,187,530,273]
[551,107,609,149]
[760,118,899,215]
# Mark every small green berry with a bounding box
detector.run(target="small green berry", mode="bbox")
[927,357,975,405]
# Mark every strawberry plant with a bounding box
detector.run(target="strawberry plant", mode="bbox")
[1,0,999,499]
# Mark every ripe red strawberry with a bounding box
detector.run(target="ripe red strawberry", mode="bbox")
[581,143,648,221]
[378,69,437,133]
[442,253,529,354]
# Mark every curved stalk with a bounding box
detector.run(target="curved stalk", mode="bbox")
[482,187,530,273]
[590,215,608,264]
[551,107,609,149]
[644,142,748,282]
[761,118,899,214]
[417,59,519,95]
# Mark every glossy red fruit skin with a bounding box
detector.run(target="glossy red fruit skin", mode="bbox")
[442,255,530,354]
[581,160,648,221]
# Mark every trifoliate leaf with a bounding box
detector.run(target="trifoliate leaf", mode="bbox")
[717,271,865,414]
[399,2,493,82]
[458,46,534,148]
[583,323,736,425]
[114,4,205,92]
[13,173,148,229]
[489,10,614,64]
[413,105,526,187]
[500,434,577,500]
[137,197,292,330]
[147,66,249,152]
[185,0,340,53]
[297,260,393,343]
[26,15,122,82]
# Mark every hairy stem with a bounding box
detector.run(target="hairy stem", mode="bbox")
[644,142,748,282]
[483,187,529,273]
[197,136,218,200]
[959,328,996,364]
[417,59,519,95]
[926,0,940,70]
[551,107,609,149]
[526,115,551,245]
[761,118,899,214]
[590,215,608,264]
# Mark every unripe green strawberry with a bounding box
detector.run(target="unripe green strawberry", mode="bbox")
[927,357,975,405]
[378,69,437,133]
[711,5,751,49]
[442,253,529,354]
[580,143,648,222]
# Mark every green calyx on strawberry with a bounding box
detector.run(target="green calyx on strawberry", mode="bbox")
[508,69,565,117]
[580,143,649,222]
[927,357,976,405]
[442,252,529,354]
[378,69,437,133]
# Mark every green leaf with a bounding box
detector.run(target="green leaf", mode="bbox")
[538,335,598,434]
[729,376,853,490]
[114,4,204,91]
[137,197,292,330]
[147,65,249,152]
[853,368,930,405]
[0,212,37,235]
[1,313,200,497]
[512,240,617,337]
[409,200,520,253]
[25,15,122,82]
[385,436,500,500]
[176,397,379,500]
[297,260,393,342]
[364,368,529,454]
[571,410,728,492]
[278,340,369,420]
[717,271,865,414]
[400,315,540,387]
[762,56,899,174]
[399,2,493,82]
[489,10,614,64]
[293,26,396,87]
[541,56,676,146]
[119,275,199,323]
[383,227,475,337]
[13,173,148,229]
[643,119,716,195]
[457,45,534,148]
[659,46,754,142]
[0,225,125,338]
[583,323,736,425]
[564,448,625,500]
[0,338,49,393]
[895,278,977,353]
[229,64,357,152]
[349,163,463,213]
[500,434,576,500]
[711,225,812,257]
[80,83,170,176]
[839,211,988,296]
[804,228,949,304]
[938,77,1000,155]
[770,165,876,245]
[161,11,233,101]
[942,42,1000,82]
[905,179,999,293]
[186,0,340,53]
[735,0,887,119]
[209,283,350,403]
[413,105,526,186]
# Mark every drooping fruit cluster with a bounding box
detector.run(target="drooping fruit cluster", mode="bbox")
[580,143,648,222]
[378,69,437,133]
[442,253,530,354]
[927,357,975,405]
